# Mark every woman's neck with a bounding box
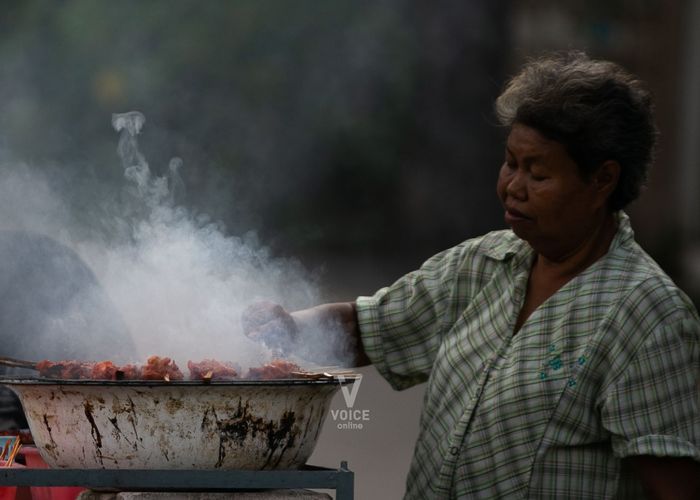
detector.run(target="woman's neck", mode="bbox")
[534,211,618,279]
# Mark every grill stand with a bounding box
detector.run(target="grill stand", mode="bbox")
[0,462,354,500]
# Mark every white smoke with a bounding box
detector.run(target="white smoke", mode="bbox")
[0,112,339,370]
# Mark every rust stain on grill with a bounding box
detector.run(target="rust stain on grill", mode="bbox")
[200,407,211,431]
[165,397,184,414]
[42,413,59,458]
[109,416,120,432]
[108,416,123,444]
[83,400,106,467]
[126,395,141,443]
[83,401,102,448]
[43,413,53,435]
[263,410,297,469]
[212,398,299,469]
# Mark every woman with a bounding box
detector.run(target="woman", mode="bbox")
[243,52,700,499]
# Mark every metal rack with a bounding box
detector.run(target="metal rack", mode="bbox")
[0,462,354,499]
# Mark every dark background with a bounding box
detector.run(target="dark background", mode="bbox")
[1,1,699,498]
[2,1,698,297]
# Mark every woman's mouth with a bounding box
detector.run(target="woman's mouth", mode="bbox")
[504,207,532,223]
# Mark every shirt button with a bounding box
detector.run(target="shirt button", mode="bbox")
[449,446,459,456]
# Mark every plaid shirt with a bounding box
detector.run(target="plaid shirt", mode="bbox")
[356,212,700,499]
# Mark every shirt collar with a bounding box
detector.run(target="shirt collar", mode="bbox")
[609,210,635,250]
[484,210,635,261]
[485,231,528,261]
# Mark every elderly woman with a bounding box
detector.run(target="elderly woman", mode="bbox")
[243,52,700,499]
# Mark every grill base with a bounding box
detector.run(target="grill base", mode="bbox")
[0,463,353,500]
[78,490,330,499]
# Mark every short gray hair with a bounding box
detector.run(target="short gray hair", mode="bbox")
[495,51,658,211]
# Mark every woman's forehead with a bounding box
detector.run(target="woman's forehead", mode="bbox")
[506,124,564,160]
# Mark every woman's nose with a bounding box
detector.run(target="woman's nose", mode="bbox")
[506,169,527,200]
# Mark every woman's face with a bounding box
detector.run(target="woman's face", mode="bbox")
[496,124,610,258]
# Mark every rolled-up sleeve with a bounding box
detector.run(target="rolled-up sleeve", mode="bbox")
[356,243,467,390]
[600,317,700,461]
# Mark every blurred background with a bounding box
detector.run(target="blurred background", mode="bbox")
[1,0,699,498]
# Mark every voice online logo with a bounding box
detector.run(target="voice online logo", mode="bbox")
[331,374,370,430]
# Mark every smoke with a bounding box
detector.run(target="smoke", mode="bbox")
[0,111,346,371]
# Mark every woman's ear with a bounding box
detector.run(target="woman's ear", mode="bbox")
[593,160,621,204]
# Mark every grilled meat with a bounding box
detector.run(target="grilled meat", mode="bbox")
[246,359,301,380]
[187,359,238,380]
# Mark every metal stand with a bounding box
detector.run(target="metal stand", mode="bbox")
[0,462,354,500]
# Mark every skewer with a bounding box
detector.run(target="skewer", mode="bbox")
[289,370,360,380]
[0,356,360,381]
[0,356,37,371]
[0,436,21,467]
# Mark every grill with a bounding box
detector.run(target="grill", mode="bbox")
[1,375,356,498]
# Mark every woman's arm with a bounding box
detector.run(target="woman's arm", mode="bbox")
[292,302,370,366]
[242,301,370,367]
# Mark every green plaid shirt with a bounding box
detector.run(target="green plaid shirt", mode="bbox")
[356,212,700,499]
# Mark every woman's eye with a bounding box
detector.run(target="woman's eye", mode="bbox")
[529,167,548,181]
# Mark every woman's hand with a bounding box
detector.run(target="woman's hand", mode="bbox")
[241,301,299,355]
